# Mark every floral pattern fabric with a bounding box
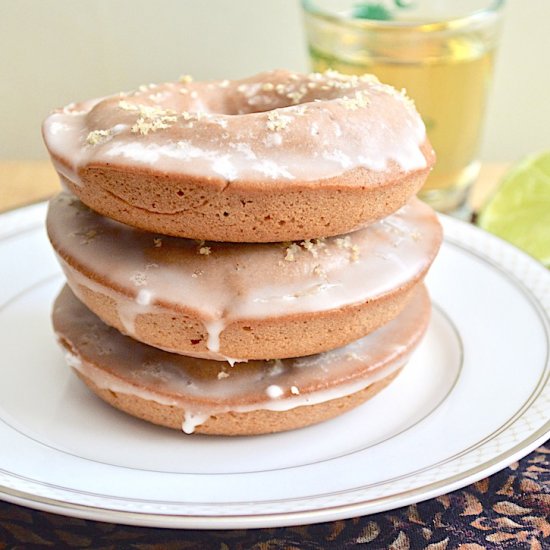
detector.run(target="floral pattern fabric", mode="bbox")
[0,441,548,549]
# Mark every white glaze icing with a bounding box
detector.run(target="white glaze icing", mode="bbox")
[60,260,246,362]
[204,319,226,354]
[182,412,211,435]
[42,70,428,187]
[54,284,429,432]
[266,385,284,399]
[47,193,442,359]
[68,344,408,434]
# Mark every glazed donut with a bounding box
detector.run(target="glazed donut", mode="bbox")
[46,192,442,361]
[43,69,434,242]
[53,284,431,436]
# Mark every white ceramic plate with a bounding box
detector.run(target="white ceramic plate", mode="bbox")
[0,202,548,529]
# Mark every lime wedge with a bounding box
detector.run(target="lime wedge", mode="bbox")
[477,151,550,267]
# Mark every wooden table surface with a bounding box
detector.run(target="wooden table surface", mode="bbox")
[0,160,509,213]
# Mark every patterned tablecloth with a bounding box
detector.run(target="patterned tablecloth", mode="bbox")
[0,163,548,548]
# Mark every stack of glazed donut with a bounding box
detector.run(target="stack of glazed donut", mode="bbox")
[44,69,442,436]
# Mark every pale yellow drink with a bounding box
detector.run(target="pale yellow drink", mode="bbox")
[302,0,504,213]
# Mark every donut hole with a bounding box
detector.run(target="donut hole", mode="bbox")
[176,69,372,117]
[190,339,201,345]
[223,212,230,217]
[176,190,185,197]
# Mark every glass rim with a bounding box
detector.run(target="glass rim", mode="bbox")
[301,0,505,31]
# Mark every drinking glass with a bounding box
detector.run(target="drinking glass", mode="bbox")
[302,0,505,215]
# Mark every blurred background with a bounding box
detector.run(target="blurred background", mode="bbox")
[1,0,548,161]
